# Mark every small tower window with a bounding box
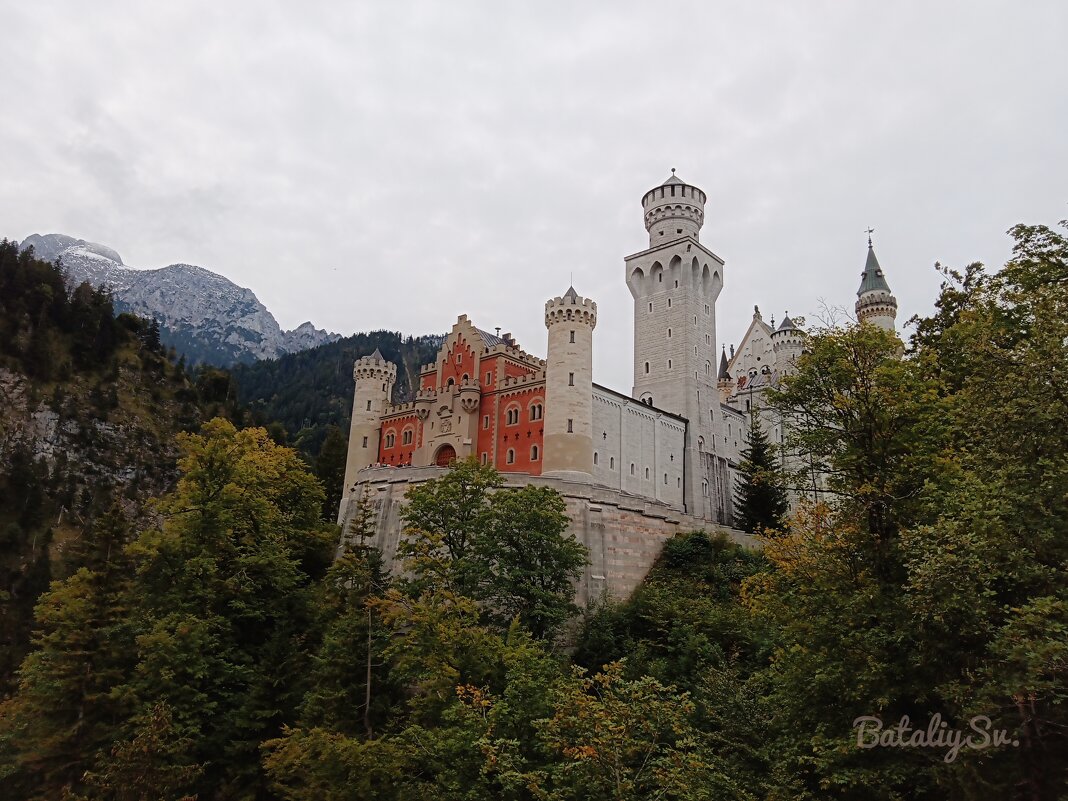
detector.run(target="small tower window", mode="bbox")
[676,228,682,234]
[593,452,599,465]
[483,415,490,429]
[667,298,672,308]
[366,400,372,411]
[531,445,539,461]
[644,362,650,374]
[677,477,682,488]
[568,372,575,386]
[507,449,515,464]
[648,302,653,312]
[645,467,650,479]
[480,452,488,465]
[567,418,574,433]
[664,473,668,484]
[667,359,672,369]
[630,463,636,475]
[569,330,575,343]
[610,457,615,469]
[667,328,672,338]
[674,280,679,288]
[658,273,663,282]
[485,371,492,384]
[361,436,368,448]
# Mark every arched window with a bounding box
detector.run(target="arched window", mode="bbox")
[609,457,614,469]
[630,463,636,475]
[506,448,515,464]
[593,452,599,465]
[644,362,650,374]
[531,445,539,461]
[667,359,672,369]
[645,467,650,479]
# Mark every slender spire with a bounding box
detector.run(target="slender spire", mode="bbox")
[369,347,385,360]
[564,285,579,301]
[857,243,891,296]
[718,347,731,380]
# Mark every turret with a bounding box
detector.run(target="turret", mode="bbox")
[717,346,733,403]
[640,168,707,248]
[542,286,597,479]
[771,312,804,373]
[341,348,396,502]
[855,238,898,331]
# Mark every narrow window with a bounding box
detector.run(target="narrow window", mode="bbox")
[569,330,575,343]
[366,400,372,411]
[667,328,672,338]
[644,362,650,374]
[483,415,489,429]
[610,457,615,469]
[664,473,668,484]
[507,449,515,464]
[667,298,672,308]
[674,280,679,288]
[630,463,635,475]
[648,302,653,312]
[677,477,681,488]
[480,452,488,465]
[593,452,599,465]
[645,467,650,479]
[531,445,539,461]
[668,359,672,369]
[568,372,574,386]
[567,418,574,433]
[485,371,492,384]
[361,436,368,448]
[658,273,662,283]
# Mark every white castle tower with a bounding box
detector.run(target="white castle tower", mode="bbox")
[542,286,597,479]
[770,312,803,374]
[341,348,396,501]
[625,170,730,521]
[855,234,898,331]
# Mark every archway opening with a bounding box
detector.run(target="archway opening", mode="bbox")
[434,444,457,467]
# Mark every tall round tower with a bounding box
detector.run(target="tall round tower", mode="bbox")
[855,239,898,331]
[640,168,707,248]
[542,286,597,479]
[341,348,396,502]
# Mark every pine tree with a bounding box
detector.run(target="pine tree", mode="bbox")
[734,414,789,535]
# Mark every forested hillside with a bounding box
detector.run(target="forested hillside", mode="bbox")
[231,331,443,456]
[0,240,251,692]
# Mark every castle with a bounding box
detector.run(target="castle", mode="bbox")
[338,171,897,600]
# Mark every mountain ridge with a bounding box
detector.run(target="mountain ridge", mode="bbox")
[18,233,341,366]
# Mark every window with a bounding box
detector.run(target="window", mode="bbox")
[645,467,650,479]
[486,371,492,384]
[402,429,413,445]
[648,302,653,312]
[658,273,663,283]
[568,372,574,386]
[456,354,462,364]
[531,445,539,461]
[667,359,672,368]
[382,383,386,391]
[664,473,668,484]
[507,449,515,464]
[630,463,636,475]
[677,477,682,488]
[385,433,395,448]
[593,452,599,465]
[569,330,575,343]
[667,328,672,338]
[361,436,368,448]
[644,362,650,374]
[610,457,615,469]
[676,228,682,234]
[366,400,372,411]
[483,415,490,429]
[567,418,573,433]
[667,298,672,308]
[529,403,543,421]
[480,452,488,465]
[674,280,679,288]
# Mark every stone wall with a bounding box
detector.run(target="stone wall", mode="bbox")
[339,465,757,604]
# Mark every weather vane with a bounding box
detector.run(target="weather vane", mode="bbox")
[865,227,875,247]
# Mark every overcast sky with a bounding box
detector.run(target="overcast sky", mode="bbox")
[3,1,1066,390]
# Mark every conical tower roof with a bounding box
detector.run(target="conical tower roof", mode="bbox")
[563,285,579,301]
[857,245,892,296]
[718,347,731,380]
[776,313,797,332]
[369,347,385,360]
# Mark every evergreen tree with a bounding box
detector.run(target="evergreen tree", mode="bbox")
[315,424,348,522]
[734,414,789,535]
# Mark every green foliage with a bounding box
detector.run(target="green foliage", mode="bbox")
[734,414,790,535]
[316,424,349,522]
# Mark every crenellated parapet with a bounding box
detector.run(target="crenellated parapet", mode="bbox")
[498,370,547,392]
[354,351,397,384]
[545,290,598,330]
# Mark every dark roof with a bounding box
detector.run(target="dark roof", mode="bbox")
[563,285,579,301]
[718,348,731,379]
[858,245,892,296]
[476,328,505,347]
[663,173,684,185]
[776,313,796,332]
[369,347,385,360]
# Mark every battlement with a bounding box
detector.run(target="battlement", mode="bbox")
[353,353,397,383]
[545,294,597,328]
[498,370,547,391]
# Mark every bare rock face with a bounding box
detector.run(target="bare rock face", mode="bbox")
[17,234,341,366]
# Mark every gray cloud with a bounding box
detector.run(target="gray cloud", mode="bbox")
[2,1,1066,391]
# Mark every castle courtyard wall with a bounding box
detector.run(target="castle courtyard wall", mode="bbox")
[339,465,757,604]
